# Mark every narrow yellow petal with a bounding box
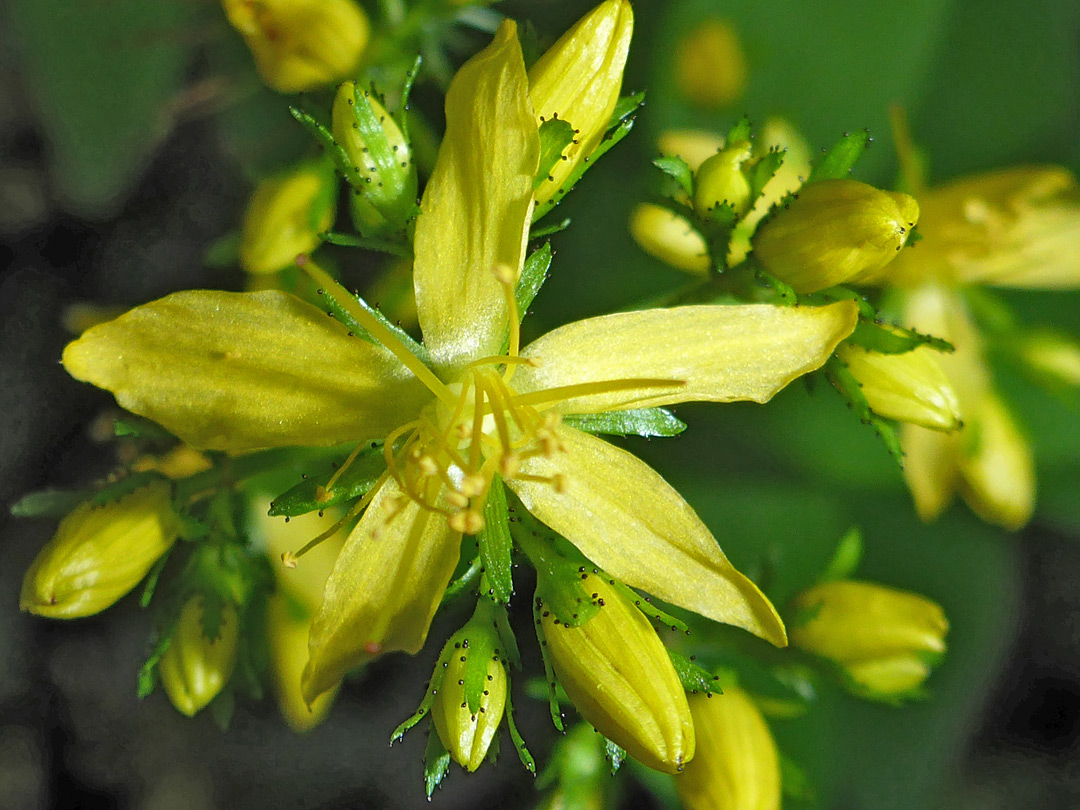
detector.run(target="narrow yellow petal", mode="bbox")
[529,0,633,209]
[62,290,430,452]
[301,479,461,702]
[413,20,539,373]
[517,302,857,414]
[958,391,1035,530]
[900,422,960,522]
[266,595,338,732]
[507,425,786,646]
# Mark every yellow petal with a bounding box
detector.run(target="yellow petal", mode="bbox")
[957,391,1035,530]
[529,0,633,211]
[413,21,539,373]
[62,290,430,452]
[517,302,857,414]
[507,425,786,646]
[266,595,338,732]
[628,203,710,274]
[674,19,748,109]
[301,479,461,702]
[900,422,960,522]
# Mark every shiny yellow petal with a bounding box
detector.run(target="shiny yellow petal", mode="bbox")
[507,425,786,645]
[901,422,959,522]
[62,291,429,452]
[957,391,1035,530]
[413,21,539,373]
[517,302,857,414]
[266,595,338,732]
[301,479,461,702]
[529,0,633,209]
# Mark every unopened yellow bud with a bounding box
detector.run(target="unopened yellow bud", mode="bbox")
[693,140,754,218]
[529,0,633,211]
[753,179,920,292]
[658,129,724,173]
[222,0,369,94]
[160,597,240,716]
[539,576,694,773]
[239,163,337,274]
[431,641,508,771]
[674,19,748,109]
[790,580,948,699]
[629,203,710,274]
[20,482,179,619]
[332,82,417,228]
[676,688,780,810]
[836,342,962,431]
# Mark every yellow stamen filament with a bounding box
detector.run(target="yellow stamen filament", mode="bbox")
[492,263,523,383]
[318,441,367,502]
[298,256,457,407]
[511,377,687,410]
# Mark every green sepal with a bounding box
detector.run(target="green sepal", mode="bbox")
[494,601,522,670]
[176,514,209,541]
[424,732,452,798]
[399,55,422,144]
[139,548,173,608]
[532,599,565,732]
[313,277,430,363]
[604,738,626,775]
[529,218,571,241]
[390,637,453,744]
[563,407,687,438]
[9,488,88,519]
[208,688,236,731]
[441,555,482,606]
[652,155,693,198]
[818,527,863,584]
[516,241,553,322]
[824,356,904,464]
[747,148,785,204]
[505,688,536,773]
[609,91,645,129]
[725,115,752,145]
[808,129,872,182]
[535,118,577,191]
[318,230,411,258]
[478,478,513,605]
[461,604,501,713]
[612,580,689,634]
[800,286,878,319]
[669,651,724,696]
[347,83,418,226]
[136,631,173,699]
[267,444,386,517]
[850,318,954,354]
[289,106,357,180]
[91,471,170,507]
[113,415,175,440]
[753,266,799,306]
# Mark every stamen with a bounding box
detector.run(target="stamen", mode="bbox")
[511,377,687,410]
[298,257,456,407]
[318,442,367,502]
[464,354,537,372]
[282,469,392,564]
[491,263,523,382]
[448,509,486,534]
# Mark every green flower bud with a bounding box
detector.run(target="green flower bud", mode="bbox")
[693,140,754,218]
[431,633,508,772]
[836,342,962,431]
[239,162,337,274]
[332,81,417,229]
[20,481,179,619]
[538,576,694,773]
[753,179,920,292]
[676,688,780,810]
[160,596,240,717]
[790,580,948,699]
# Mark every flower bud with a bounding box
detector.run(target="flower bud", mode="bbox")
[693,140,754,219]
[629,203,710,274]
[658,129,725,173]
[431,633,508,772]
[222,0,370,94]
[676,688,780,810]
[20,481,179,619]
[674,19,748,109]
[266,595,337,732]
[790,580,948,699]
[836,342,962,431]
[753,179,920,292]
[160,596,240,716]
[529,0,633,213]
[538,575,694,773]
[332,82,418,229]
[239,162,337,275]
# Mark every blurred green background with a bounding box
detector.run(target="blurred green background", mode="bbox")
[1,0,1078,808]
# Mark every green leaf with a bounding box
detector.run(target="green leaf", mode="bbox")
[516,241,554,321]
[424,731,452,798]
[850,319,953,354]
[535,118,577,191]
[478,477,514,605]
[669,651,724,696]
[808,129,873,182]
[314,280,431,364]
[10,489,87,519]
[267,445,387,517]
[818,527,863,584]
[824,357,905,465]
[563,407,687,438]
[652,155,694,198]
[8,0,192,215]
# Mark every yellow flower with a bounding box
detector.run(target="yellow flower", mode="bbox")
[789,580,948,699]
[528,0,633,216]
[222,0,369,94]
[21,481,179,619]
[538,575,694,773]
[676,688,780,810]
[239,162,337,275]
[856,166,1080,528]
[61,20,858,705]
[160,595,240,716]
[674,19,748,109]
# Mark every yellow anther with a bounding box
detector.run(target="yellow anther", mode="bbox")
[446,491,471,509]
[461,474,487,498]
[448,510,486,535]
[491,263,516,286]
[281,551,298,569]
[552,474,567,494]
[500,452,520,478]
[314,485,334,504]
[418,455,439,476]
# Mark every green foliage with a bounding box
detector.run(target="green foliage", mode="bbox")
[267,446,386,517]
